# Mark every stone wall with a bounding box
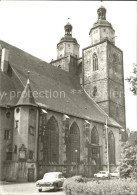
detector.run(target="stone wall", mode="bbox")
[0,107,14,180]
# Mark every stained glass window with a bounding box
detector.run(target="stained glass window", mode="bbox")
[70,122,80,163]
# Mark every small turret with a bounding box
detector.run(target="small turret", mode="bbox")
[57,21,79,59]
[89,5,115,45]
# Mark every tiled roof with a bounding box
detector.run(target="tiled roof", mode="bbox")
[0,40,121,127]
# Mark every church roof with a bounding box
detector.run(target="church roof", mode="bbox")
[0,40,121,127]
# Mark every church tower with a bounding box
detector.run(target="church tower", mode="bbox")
[57,22,79,59]
[51,22,80,74]
[83,6,126,128]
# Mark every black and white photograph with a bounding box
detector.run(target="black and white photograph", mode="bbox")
[0,1,136,195]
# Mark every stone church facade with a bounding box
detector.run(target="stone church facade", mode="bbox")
[0,6,126,182]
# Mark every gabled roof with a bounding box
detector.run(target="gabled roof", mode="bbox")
[0,40,121,127]
[16,79,37,107]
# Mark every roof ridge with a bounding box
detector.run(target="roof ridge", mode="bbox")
[0,40,48,64]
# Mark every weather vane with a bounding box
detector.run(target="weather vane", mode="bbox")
[68,17,70,23]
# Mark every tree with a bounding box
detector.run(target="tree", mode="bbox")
[126,63,137,95]
[119,141,137,179]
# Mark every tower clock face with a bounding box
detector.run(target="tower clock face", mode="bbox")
[58,44,64,51]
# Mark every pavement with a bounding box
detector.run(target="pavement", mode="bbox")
[0,182,65,195]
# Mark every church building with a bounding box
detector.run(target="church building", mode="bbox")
[0,5,126,181]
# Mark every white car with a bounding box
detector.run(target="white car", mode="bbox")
[110,170,120,177]
[36,172,66,192]
[94,171,109,178]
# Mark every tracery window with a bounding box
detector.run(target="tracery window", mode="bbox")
[45,116,59,164]
[70,122,80,163]
[93,86,97,97]
[108,131,115,164]
[91,127,99,144]
[93,53,98,71]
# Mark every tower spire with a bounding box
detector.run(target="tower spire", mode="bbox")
[27,71,30,84]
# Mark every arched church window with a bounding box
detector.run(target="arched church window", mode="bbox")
[93,53,98,71]
[108,131,115,164]
[91,127,99,144]
[45,116,59,164]
[6,111,11,119]
[70,122,80,163]
[93,86,97,97]
[116,106,119,117]
[113,53,117,72]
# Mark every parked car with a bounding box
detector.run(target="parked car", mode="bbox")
[36,172,66,192]
[110,170,120,177]
[94,171,109,178]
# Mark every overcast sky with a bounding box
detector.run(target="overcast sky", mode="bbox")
[0,1,136,131]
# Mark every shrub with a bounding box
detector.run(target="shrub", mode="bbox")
[63,176,137,195]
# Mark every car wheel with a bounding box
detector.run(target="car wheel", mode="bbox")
[54,183,58,191]
[38,189,42,192]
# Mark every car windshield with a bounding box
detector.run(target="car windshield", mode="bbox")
[100,171,106,174]
[43,173,58,179]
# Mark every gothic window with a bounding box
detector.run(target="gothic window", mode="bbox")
[114,87,119,98]
[6,111,10,119]
[6,144,12,160]
[70,122,80,163]
[29,125,35,136]
[4,129,11,140]
[93,86,97,97]
[93,53,98,71]
[108,131,115,164]
[45,116,59,164]
[29,150,34,160]
[91,127,99,144]
[113,53,117,72]
[116,106,119,117]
